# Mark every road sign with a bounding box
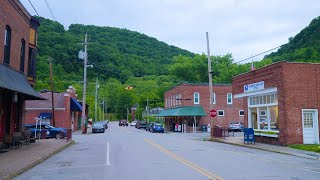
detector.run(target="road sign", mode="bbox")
[210,109,217,118]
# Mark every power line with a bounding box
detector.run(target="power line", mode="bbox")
[233,44,285,64]
[43,0,56,21]
[28,0,39,16]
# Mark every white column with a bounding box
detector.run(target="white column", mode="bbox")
[267,106,271,130]
[257,107,260,130]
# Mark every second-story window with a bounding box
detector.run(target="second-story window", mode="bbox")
[194,92,199,104]
[4,26,11,64]
[227,93,233,104]
[20,39,26,72]
[27,48,36,77]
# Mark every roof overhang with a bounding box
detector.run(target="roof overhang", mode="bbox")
[0,64,45,100]
[156,106,206,117]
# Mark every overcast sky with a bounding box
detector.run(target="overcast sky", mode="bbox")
[20,0,320,63]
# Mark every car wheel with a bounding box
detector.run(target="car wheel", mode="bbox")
[55,132,64,139]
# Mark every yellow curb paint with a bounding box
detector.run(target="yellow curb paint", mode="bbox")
[144,138,223,180]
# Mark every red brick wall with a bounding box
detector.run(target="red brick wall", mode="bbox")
[165,83,244,128]
[0,0,31,73]
[233,62,320,145]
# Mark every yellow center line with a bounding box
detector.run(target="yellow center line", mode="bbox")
[144,138,224,180]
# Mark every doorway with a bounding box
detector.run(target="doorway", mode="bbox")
[302,109,319,144]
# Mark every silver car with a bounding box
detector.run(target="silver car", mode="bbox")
[228,122,244,132]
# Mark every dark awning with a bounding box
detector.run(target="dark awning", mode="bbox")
[70,97,82,111]
[0,64,44,100]
[39,113,52,118]
[156,106,207,117]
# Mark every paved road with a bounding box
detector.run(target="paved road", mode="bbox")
[16,122,320,180]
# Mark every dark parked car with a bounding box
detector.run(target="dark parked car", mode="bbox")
[151,124,164,133]
[92,124,105,133]
[135,121,147,129]
[24,124,67,139]
[228,122,244,132]
[119,120,128,126]
[146,122,155,132]
[95,121,108,129]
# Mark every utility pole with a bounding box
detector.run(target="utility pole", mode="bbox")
[95,76,99,123]
[127,107,129,122]
[102,101,105,120]
[81,33,88,134]
[147,97,149,123]
[49,58,55,127]
[206,32,214,132]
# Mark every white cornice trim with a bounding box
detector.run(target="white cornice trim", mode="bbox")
[234,87,277,98]
[26,108,65,111]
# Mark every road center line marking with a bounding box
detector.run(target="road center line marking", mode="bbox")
[120,127,131,133]
[144,138,223,180]
[106,142,110,166]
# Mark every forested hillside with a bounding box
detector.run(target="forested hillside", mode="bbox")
[265,16,320,62]
[34,16,320,120]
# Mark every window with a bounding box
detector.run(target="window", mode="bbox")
[4,26,11,64]
[178,94,181,105]
[29,28,36,45]
[194,92,199,104]
[212,93,216,104]
[165,99,168,107]
[218,110,224,116]
[20,39,26,72]
[260,110,266,116]
[227,93,232,104]
[27,48,36,77]
[239,110,244,116]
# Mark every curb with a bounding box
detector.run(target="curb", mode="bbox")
[209,139,320,161]
[3,140,75,180]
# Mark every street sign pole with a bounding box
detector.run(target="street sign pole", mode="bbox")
[206,32,214,133]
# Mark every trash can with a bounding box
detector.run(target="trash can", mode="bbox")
[201,124,207,132]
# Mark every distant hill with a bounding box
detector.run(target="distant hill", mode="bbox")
[265,16,320,62]
[35,17,194,83]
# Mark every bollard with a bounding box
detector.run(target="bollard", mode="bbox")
[66,129,72,141]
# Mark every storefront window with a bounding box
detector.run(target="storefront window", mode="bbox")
[249,93,279,132]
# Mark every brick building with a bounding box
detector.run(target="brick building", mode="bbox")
[233,61,320,145]
[158,83,244,132]
[0,0,42,142]
[25,86,83,131]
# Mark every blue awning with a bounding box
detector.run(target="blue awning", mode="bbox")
[70,98,82,112]
[39,112,52,118]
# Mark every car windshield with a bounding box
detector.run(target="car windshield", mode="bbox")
[46,125,55,129]
[94,124,103,128]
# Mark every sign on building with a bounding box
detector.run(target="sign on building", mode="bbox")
[244,81,264,93]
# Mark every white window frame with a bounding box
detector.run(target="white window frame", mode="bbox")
[239,110,244,116]
[227,93,233,104]
[165,99,168,107]
[212,93,216,104]
[179,94,181,105]
[194,92,199,104]
[218,110,224,117]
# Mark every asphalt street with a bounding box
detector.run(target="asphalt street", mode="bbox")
[16,122,320,180]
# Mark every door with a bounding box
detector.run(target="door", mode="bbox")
[302,110,319,144]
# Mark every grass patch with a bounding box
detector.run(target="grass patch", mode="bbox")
[288,144,320,153]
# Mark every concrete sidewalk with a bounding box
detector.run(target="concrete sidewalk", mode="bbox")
[210,135,320,160]
[0,139,74,180]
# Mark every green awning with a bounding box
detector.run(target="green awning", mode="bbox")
[156,106,207,117]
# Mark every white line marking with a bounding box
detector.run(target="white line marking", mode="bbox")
[106,142,111,166]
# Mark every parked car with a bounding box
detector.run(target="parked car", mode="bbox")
[95,121,108,129]
[130,120,137,126]
[119,119,128,126]
[92,124,105,133]
[135,121,147,129]
[228,122,244,132]
[146,122,155,132]
[151,123,164,133]
[24,124,67,139]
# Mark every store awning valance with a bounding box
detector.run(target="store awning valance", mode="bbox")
[156,106,207,117]
[70,97,82,111]
[0,64,44,100]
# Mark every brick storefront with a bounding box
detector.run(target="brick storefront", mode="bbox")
[160,83,244,132]
[233,61,320,145]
